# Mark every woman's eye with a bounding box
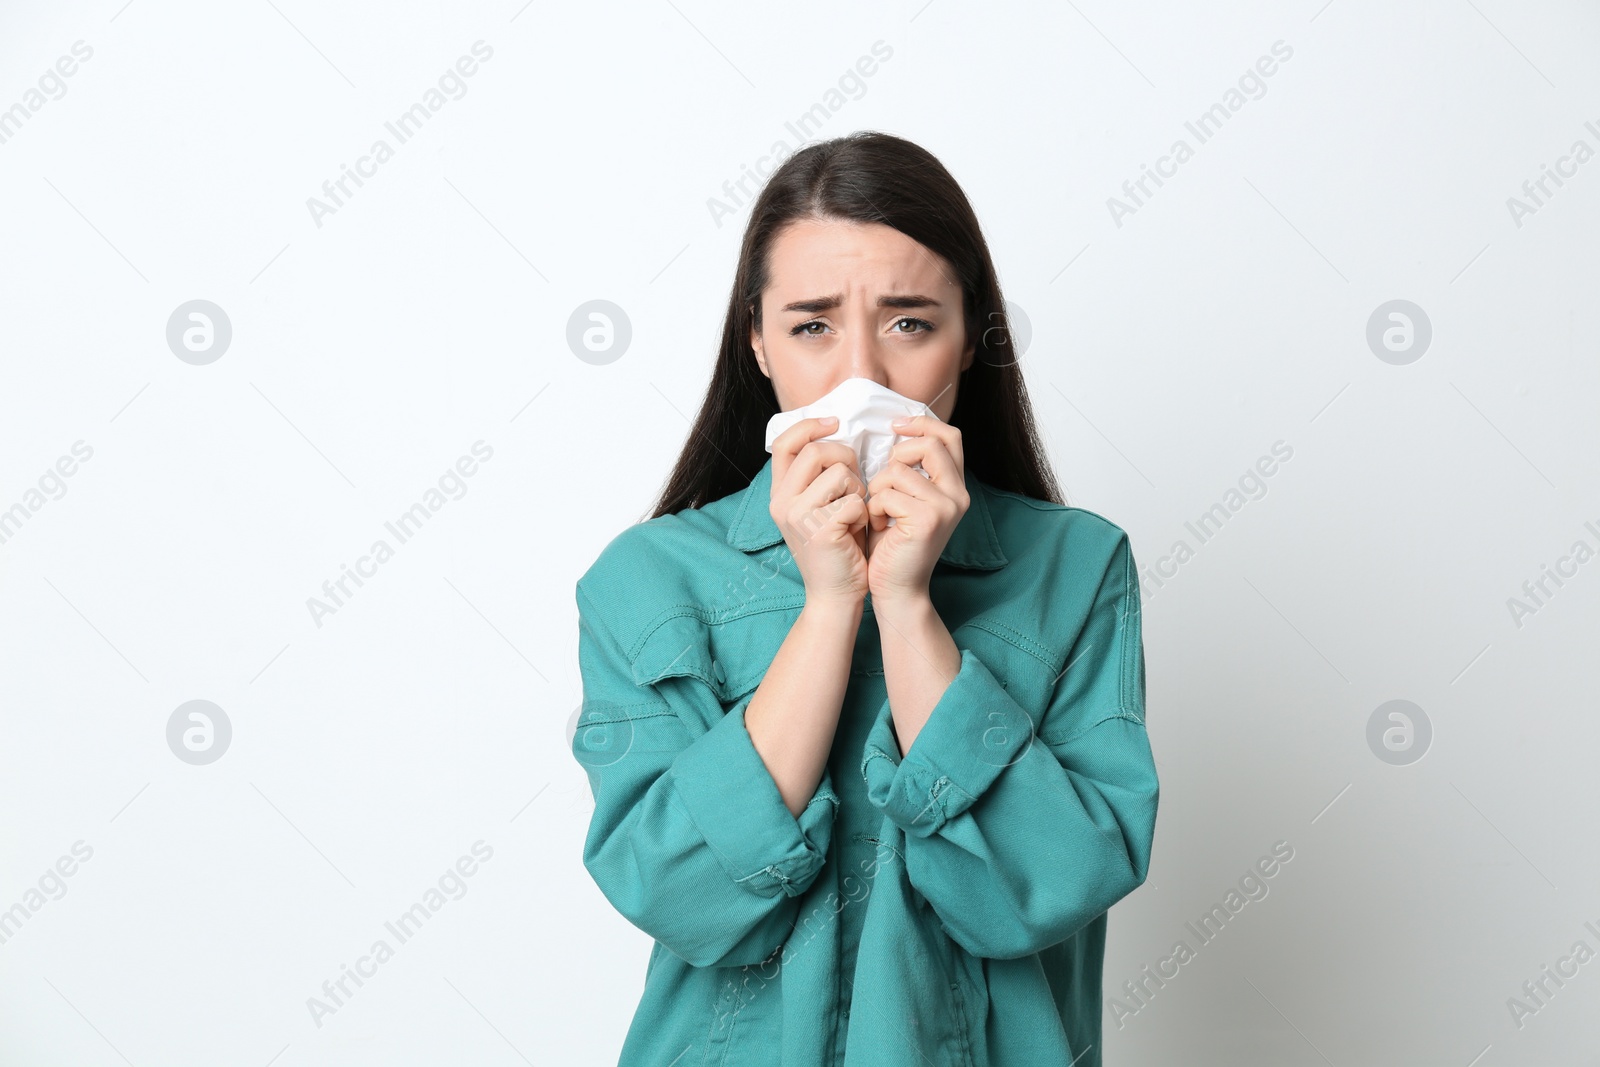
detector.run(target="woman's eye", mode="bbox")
[788,317,933,337]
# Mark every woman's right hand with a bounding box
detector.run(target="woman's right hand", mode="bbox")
[769,416,870,608]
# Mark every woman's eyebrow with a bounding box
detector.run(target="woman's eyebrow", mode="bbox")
[780,293,944,314]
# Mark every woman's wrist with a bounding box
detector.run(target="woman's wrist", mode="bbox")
[868,589,935,629]
[801,593,865,630]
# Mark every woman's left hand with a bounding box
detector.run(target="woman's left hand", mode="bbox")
[865,415,968,605]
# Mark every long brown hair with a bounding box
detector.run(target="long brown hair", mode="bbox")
[646,130,1063,521]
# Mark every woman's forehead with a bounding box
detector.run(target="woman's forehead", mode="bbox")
[765,219,957,298]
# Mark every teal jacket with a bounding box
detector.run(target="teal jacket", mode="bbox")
[573,455,1158,1066]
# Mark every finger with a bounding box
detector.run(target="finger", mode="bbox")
[816,490,868,536]
[891,414,963,472]
[797,461,865,514]
[778,439,862,501]
[792,462,868,537]
[869,460,946,507]
[865,485,917,524]
[772,414,839,461]
[770,416,843,489]
[788,441,862,495]
[884,435,958,487]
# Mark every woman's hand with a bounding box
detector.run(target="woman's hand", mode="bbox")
[864,415,968,606]
[770,415,871,608]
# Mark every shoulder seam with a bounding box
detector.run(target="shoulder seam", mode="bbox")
[1119,535,1139,719]
[983,486,1129,534]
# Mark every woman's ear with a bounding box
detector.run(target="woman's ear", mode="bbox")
[750,308,770,377]
[960,337,976,373]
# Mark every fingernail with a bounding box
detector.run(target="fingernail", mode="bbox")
[822,415,838,424]
[891,416,910,428]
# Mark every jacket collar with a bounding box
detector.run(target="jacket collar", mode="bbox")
[724,456,1009,570]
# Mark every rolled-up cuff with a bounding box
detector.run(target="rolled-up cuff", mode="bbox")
[671,693,839,897]
[860,647,1033,837]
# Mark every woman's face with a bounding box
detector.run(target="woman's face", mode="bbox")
[750,217,975,419]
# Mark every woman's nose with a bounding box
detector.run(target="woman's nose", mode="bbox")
[842,334,889,386]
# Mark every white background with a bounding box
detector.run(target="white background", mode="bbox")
[1,1,1597,1064]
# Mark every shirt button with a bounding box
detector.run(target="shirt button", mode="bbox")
[712,660,726,684]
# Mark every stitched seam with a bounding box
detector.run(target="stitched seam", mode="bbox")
[625,598,807,662]
[948,969,977,1067]
[941,482,1005,566]
[727,475,761,544]
[929,773,974,808]
[735,862,795,894]
[918,774,973,830]
[717,675,764,706]
[988,489,1128,535]
[981,484,1070,512]
[722,671,768,703]
[912,778,948,831]
[627,602,809,696]
[804,786,840,813]
[1118,538,1146,722]
[710,970,740,1067]
[960,617,1055,669]
[1038,711,1146,747]
[723,963,751,1067]
[1120,540,1134,717]
[574,704,676,727]
[860,747,898,783]
[703,973,733,1067]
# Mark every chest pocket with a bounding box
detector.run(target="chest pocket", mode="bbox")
[628,598,805,729]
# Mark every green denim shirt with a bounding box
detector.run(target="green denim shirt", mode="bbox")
[573,455,1158,1067]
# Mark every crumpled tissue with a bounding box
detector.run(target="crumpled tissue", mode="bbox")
[764,377,936,525]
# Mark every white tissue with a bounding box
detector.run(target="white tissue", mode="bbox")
[764,377,935,524]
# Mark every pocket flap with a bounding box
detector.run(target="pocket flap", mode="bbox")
[630,603,802,703]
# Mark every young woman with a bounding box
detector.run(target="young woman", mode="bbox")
[572,131,1158,1067]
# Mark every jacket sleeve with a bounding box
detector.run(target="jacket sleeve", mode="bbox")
[572,583,840,969]
[859,534,1158,960]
